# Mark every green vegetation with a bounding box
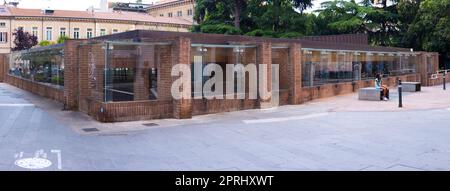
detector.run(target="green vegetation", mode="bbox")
[57,36,70,44]
[193,0,450,66]
[39,40,55,47]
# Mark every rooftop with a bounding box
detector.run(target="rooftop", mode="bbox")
[0,6,192,26]
[149,0,193,9]
[94,30,412,53]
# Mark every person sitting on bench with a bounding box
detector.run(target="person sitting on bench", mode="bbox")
[375,73,389,101]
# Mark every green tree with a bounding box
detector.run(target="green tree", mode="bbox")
[57,36,70,44]
[402,0,450,67]
[39,40,55,47]
[315,0,373,34]
[12,29,38,51]
[193,0,314,37]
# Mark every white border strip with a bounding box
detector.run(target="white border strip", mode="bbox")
[243,112,329,124]
[0,103,34,107]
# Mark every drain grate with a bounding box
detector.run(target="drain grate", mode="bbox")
[143,123,159,127]
[82,128,100,132]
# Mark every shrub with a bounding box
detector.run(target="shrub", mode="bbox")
[278,32,303,39]
[57,36,70,44]
[245,29,275,37]
[200,24,242,35]
[39,41,55,47]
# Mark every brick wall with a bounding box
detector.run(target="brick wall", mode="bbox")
[88,100,173,122]
[63,40,86,110]
[172,37,192,119]
[417,52,440,86]
[257,41,273,109]
[299,34,369,45]
[4,75,64,102]
[289,43,302,104]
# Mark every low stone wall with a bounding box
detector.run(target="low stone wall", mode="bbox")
[192,98,258,116]
[428,75,445,86]
[301,74,420,103]
[5,75,64,103]
[86,99,174,122]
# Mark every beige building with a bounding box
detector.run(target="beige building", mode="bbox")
[0,5,192,53]
[148,0,195,24]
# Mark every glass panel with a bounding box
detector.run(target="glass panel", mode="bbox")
[302,50,313,87]
[190,45,257,98]
[104,42,168,102]
[9,46,64,87]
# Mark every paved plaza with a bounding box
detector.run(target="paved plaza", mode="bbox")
[0,82,450,171]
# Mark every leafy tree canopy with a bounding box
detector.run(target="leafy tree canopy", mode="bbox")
[12,29,38,51]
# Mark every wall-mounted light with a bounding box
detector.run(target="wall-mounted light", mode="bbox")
[303,50,312,55]
[233,47,244,53]
[197,47,207,52]
[102,44,114,50]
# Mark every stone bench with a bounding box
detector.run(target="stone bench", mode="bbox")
[402,82,421,92]
[359,87,383,101]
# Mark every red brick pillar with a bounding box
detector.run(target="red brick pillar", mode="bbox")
[417,52,440,86]
[288,43,302,104]
[257,41,273,109]
[63,40,85,110]
[172,37,192,119]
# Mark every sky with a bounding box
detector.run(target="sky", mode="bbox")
[13,0,327,12]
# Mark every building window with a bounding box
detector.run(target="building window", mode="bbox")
[177,11,182,17]
[87,28,93,38]
[45,27,52,41]
[60,27,66,37]
[187,9,193,16]
[73,28,80,39]
[168,12,173,17]
[0,32,7,43]
[32,27,38,37]
[0,22,5,28]
[159,13,164,17]
[112,29,119,34]
[100,29,106,36]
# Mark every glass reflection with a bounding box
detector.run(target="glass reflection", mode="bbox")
[302,49,419,87]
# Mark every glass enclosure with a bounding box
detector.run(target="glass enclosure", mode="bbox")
[302,49,418,87]
[103,42,170,102]
[190,44,257,98]
[9,45,64,87]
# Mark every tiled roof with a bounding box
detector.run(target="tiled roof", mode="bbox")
[155,0,181,5]
[0,6,192,26]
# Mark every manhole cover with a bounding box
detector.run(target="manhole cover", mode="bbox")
[82,128,100,132]
[143,123,159,127]
[15,158,52,169]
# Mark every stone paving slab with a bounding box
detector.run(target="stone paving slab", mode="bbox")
[1,83,450,171]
